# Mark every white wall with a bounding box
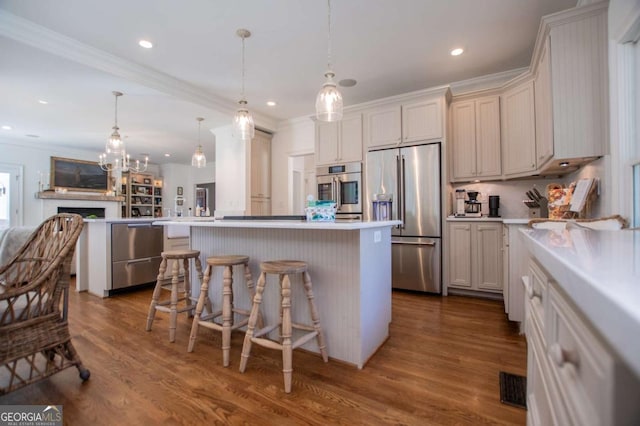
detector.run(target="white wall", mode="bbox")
[271,117,315,215]
[160,162,214,215]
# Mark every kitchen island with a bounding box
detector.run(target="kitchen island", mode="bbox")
[157,219,401,368]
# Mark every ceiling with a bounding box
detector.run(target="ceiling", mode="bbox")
[0,0,576,165]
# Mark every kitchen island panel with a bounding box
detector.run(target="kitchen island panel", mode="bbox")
[190,225,393,368]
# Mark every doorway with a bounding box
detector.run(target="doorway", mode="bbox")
[0,163,23,230]
[289,153,315,215]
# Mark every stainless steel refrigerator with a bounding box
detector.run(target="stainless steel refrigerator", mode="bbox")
[365,143,441,293]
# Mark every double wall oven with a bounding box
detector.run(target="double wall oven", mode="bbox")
[316,162,362,221]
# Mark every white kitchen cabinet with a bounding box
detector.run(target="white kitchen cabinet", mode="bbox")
[502,223,528,322]
[532,3,609,174]
[501,80,537,177]
[315,113,362,166]
[402,98,442,143]
[249,130,272,215]
[363,104,401,149]
[450,95,501,181]
[534,37,554,168]
[364,95,444,150]
[523,258,640,426]
[250,130,271,199]
[447,221,502,294]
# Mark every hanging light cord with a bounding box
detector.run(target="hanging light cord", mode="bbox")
[326,0,332,71]
[241,34,246,101]
[113,93,119,129]
[198,119,201,145]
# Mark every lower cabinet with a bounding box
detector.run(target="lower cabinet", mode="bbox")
[524,259,640,425]
[447,221,502,294]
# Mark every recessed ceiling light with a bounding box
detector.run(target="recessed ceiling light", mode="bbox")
[1,125,11,130]
[450,48,464,56]
[339,79,357,87]
[26,134,40,138]
[266,101,277,107]
[560,161,570,167]
[139,39,153,49]
[164,153,171,157]
[38,100,48,104]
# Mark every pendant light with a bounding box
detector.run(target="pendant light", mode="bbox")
[191,117,207,168]
[99,91,148,173]
[105,91,125,154]
[232,29,255,141]
[315,0,343,122]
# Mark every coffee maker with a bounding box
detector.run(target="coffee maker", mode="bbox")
[465,191,482,217]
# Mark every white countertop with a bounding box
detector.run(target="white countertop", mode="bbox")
[520,227,640,376]
[84,217,169,223]
[155,219,402,230]
[446,215,528,223]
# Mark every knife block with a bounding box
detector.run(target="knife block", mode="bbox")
[528,199,549,218]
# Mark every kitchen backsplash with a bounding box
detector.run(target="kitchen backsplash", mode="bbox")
[450,172,603,219]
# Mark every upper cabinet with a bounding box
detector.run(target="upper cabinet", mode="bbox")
[364,93,446,151]
[501,80,537,177]
[532,2,609,174]
[315,113,363,166]
[450,94,501,181]
[363,104,402,149]
[402,98,443,143]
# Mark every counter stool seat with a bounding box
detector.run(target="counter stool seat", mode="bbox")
[239,260,328,393]
[188,255,262,367]
[145,249,204,343]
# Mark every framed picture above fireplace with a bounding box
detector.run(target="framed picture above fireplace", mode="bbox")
[50,157,110,192]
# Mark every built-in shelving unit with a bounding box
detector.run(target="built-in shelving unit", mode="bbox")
[121,172,163,218]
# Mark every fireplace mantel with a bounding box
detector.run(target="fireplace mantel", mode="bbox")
[36,191,124,202]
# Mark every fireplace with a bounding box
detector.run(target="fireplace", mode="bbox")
[58,207,106,218]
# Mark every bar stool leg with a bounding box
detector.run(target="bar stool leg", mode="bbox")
[239,271,266,372]
[146,257,168,331]
[194,257,211,314]
[188,265,212,352]
[182,258,193,317]
[303,271,329,362]
[221,264,234,367]
[244,263,263,329]
[281,273,293,393]
[169,260,180,342]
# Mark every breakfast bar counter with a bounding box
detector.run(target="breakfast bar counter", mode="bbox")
[157,219,401,368]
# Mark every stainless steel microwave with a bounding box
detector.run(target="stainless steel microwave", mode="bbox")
[316,162,362,215]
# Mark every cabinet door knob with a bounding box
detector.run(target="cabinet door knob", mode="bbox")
[550,343,580,368]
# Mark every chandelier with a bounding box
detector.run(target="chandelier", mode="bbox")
[191,117,207,168]
[232,29,255,141]
[98,91,148,173]
[315,0,343,122]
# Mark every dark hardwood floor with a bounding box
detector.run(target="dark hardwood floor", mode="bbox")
[1,282,527,425]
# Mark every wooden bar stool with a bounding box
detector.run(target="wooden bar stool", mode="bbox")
[188,255,261,367]
[239,260,328,393]
[145,249,204,343]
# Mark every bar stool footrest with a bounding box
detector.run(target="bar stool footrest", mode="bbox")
[291,323,315,332]
[155,305,194,314]
[292,331,319,350]
[250,337,283,351]
[253,323,280,338]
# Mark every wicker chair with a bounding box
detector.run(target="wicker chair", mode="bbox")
[0,213,90,395]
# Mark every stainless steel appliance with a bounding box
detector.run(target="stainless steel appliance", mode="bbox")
[454,189,466,217]
[316,162,362,219]
[366,143,441,293]
[111,222,163,292]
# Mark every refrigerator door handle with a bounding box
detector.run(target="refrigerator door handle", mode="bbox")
[400,155,406,229]
[396,154,403,229]
[392,241,436,246]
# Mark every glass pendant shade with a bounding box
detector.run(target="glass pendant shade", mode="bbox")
[232,100,255,141]
[316,71,343,122]
[191,145,206,168]
[106,127,124,154]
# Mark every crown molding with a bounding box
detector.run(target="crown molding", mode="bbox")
[449,68,527,96]
[0,10,277,131]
